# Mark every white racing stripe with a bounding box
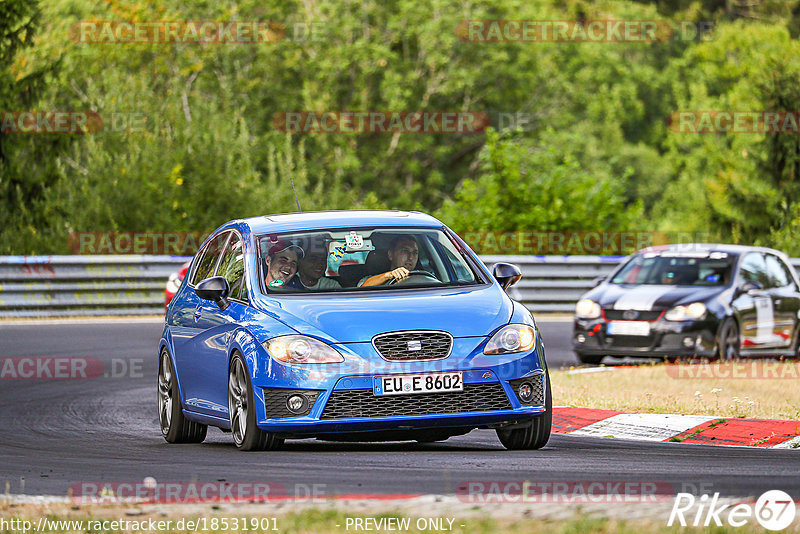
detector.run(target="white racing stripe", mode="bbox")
[773,435,800,449]
[612,286,672,311]
[570,413,717,442]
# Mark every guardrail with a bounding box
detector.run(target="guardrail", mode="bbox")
[0,256,190,318]
[2,255,800,317]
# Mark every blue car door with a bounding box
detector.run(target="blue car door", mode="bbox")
[174,231,232,416]
[192,232,250,418]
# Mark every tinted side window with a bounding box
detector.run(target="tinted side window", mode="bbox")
[216,234,247,301]
[191,232,230,285]
[739,253,770,288]
[765,254,795,288]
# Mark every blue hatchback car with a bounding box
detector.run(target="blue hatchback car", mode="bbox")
[158,211,551,450]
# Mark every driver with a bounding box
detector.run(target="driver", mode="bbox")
[359,236,419,287]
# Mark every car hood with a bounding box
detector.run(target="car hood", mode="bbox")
[591,284,727,311]
[259,285,512,343]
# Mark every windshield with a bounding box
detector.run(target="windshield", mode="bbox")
[611,253,735,286]
[257,227,483,293]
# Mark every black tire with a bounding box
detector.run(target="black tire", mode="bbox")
[158,349,207,443]
[576,351,604,365]
[228,353,283,451]
[496,372,552,450]
[717,318,740,360]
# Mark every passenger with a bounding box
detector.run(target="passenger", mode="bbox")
[359,236,419,287]
[298,248,342,290]
[264,240,304,289]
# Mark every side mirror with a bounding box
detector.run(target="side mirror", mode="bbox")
[592,276,606,288]
[195,276,230,311]
[493,262,522,290]
[735,280,763,297]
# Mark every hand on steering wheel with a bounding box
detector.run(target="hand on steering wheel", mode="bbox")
[387,269,439,285]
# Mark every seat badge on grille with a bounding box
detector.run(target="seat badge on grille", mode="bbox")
[407,340,422,351]
[623,310,639,320]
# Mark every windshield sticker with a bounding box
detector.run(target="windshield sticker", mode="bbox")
[269,279,285,287]
[330,244,346,260]
[346,232,364,250]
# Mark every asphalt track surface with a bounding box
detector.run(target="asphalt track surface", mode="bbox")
[0,319,798,500]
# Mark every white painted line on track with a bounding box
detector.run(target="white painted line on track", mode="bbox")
[566,367,616,375]
[774,435,800,449]
[570,413,717,442]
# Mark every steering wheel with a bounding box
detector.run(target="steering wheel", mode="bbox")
[387,270,441,285]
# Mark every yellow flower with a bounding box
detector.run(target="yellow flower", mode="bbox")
[176,178,183,185]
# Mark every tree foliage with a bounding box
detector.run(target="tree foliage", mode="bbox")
[3,0,800,254]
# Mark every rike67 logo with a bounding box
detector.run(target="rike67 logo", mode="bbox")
[669,490,796,531]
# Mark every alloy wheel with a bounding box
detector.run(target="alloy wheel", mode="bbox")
[228,358,249,446]
[158,354,173,434]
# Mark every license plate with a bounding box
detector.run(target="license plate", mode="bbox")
[607,321,650,336]
[373,372,463,396]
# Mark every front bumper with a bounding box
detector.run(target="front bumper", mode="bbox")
[250,342,548,437]
[573,316,720,358]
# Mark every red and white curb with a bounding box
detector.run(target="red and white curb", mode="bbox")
[553,407,800,448]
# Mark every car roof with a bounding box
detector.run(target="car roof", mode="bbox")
[241,210,444,234]
[638,243,788,258]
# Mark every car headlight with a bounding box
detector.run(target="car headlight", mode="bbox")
[575,299,601,319]
[664,302,707,321]
[166,273,182,294]
[263,335,344,364]
[484,324,536,355]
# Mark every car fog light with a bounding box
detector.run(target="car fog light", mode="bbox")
[576,334,586,344]
[518,382,534,402]
[682,336,695,348]
[286,394,308,414]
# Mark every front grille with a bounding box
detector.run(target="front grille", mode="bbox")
[606,335,655,348]
[508,375,545,405]
[604,310,662,321]
[372,331,453,361]
[321,383,512,419]
[263,388,320,418]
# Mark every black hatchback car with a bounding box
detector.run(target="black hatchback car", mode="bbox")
[573,244,800,364]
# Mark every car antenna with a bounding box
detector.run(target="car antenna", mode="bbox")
[290,176,302,212]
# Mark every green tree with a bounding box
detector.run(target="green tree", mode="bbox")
[0,0,64,253]
[437,128,643,235]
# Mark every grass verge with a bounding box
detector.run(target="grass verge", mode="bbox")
[0,503,790,534]
[551,361,800,420]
